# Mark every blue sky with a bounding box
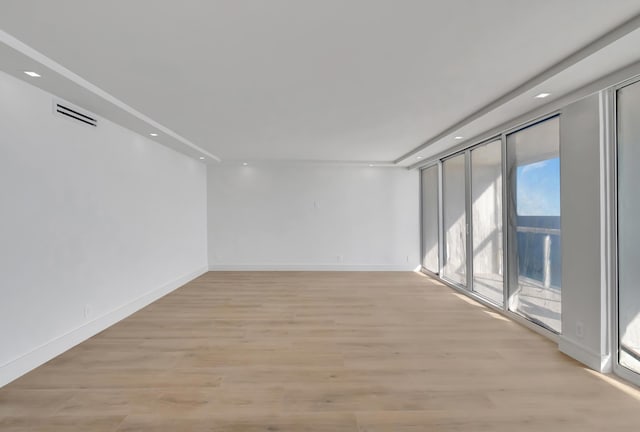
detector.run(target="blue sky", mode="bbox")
[516,158,560,216]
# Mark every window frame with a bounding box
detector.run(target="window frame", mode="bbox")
[612,75,640,388]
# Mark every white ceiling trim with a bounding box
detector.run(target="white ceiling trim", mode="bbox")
[407,58,640,170]
[394,12,640,165]
[0,29,221,162]
[218,159,399,167]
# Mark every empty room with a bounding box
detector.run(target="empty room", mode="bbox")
[3,0,640,430]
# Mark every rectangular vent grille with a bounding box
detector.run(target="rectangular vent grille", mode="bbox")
[54,101,98,127]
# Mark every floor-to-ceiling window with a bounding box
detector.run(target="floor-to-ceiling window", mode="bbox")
[617,79,640,377]
[420,116,561,335]
[506,117,562,333]
[471,139,503,305]
[421,165,440,273]
[442,153,467,286]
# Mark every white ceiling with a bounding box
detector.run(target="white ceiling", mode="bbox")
[2,0,640,163]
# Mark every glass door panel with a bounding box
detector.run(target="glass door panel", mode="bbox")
[618,80,640,375]
[442,153,467,286]
[471,140,503,305]
[506,117,562,333]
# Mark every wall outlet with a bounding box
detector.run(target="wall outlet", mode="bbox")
[314,200,320,209]
[406,255,410,263]
[337,255,343,263]
[576,321,584,339]
[84,304,93,320]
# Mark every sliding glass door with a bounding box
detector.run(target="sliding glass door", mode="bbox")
[506,117,562,333]
[442,153,467,286]
[617,79,640,377]
[419,119,559,335]
[471,140,503,305]
[421,165,439,273]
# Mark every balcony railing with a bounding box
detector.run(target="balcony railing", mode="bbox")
[516,225,561,289]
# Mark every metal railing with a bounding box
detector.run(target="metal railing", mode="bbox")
[516,225,560,289]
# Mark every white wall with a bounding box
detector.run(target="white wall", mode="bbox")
[208,164,419,270]
[0,71,208,386]
[420,165,439,272]
[558,93,608,371]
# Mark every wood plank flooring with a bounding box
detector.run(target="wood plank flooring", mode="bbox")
[2,271,640,431]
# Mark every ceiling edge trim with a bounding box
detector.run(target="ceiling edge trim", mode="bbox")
[394,12,640,165]
[215,159,400,167]
[405,58,640,171]
[0,30,221,162]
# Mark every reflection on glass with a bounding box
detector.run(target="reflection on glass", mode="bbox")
[507,117,561,333]
[442,154,467,286]
[421,165,439,273]
[618,80,640,375]
[471,140,503,305]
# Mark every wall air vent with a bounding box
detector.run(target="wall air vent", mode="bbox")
[53,100,98,127]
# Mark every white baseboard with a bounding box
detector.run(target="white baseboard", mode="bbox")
[208,264,417,271]
[0,266,208,388]
[559,337,611,372]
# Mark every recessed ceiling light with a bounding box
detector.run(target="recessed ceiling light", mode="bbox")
[24,71,41,78]
[199,157,205,160]
[149,133,158,137]
[535,93,551,99]
[369,164,374,167]
[454,136,464,140]
[242,162,248,166]
[417,156,423,160]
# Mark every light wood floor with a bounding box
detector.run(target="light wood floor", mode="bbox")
[2,271,640,431]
